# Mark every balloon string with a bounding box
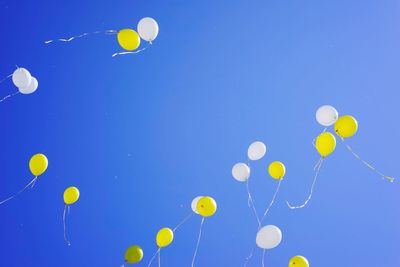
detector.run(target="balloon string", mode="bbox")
[243,245,256,267]
[191,217,205,267]
[173,213,193,232]
[0,176,38,205]
[262,249,266,267]
[340,138,395,182]
[63,204,71,246]
[0,91,19,103]
[158,249,161,267]
[260,179,282,223]
[44,30,117,44]
[246,179,261,227]
[286,158,324,209]
[0,74,12,85]
[112,42,152,57]
[147,248,160,267]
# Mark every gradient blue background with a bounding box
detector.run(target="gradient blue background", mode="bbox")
[0,0,399,266]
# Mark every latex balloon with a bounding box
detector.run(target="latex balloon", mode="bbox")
[315,132,336,157]
[256,225,282,249]
[137,17,159,42]
[64,187,80,205]
[19,76,38,94]
[191,196,203,214]
[156,227,174,248]
[248,141,267,161]
[289,255,309,267]
[334,115,358,138]
[197,196,217,217]
[268,161,286,180]
[29,153,48,176]
[232,163,250,182]
[117,29,141,51]
[316,105,338,126]
[12,68,32,88]
[124,245,143,264]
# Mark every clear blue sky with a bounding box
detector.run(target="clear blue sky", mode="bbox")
[0,0,399,266]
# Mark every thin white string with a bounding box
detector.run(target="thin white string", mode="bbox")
[44,30,117,44]
[286,157,324,209]
[191,217,205,267]
[0,91,19,103]
[246,178,261,227]
[0,176,38,205]
[63,204,71,246]
[243,245,256,267]
[260,179,283,223]
[340,137,395,182]
[112,42,152,57]
[158,249,161,267]
[173,213,193,232]
[262,249,266,267]
[0,74,12,85]
[147,248,160,267]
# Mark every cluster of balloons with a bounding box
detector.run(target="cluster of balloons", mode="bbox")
[0,67,39,103]
[122,195,217,266]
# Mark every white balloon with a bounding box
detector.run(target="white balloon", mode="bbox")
[316,105,338,126]
[18,76,38,94]
[248,141,266,161]
[256,225,282,249]
[232,163,250,182]
[12,68,32,88]
[137,17,159,42]
[191,196,203,214]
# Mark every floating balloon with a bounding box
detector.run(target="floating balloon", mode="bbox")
[289,255,309,267]
[316,105,338,127]
[124,245,144,265]
[0,153,48,205]
[63,186,80,245]
[117,29,141,51]
[12,68,32,88]
[29,153,48,177]
[315,132,336,157]
[191,196,203,214]
[196,196,217,217]
[248,141,267,160]
[19,77,38,94]
[334,115,358,138]
[156,227,174,248]
[232,163,250,182]
[256,225,282,249]
[268,161,286,180]
[138,17,159,42]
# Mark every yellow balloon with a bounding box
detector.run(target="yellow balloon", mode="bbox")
[197,196,217,217]
[156,227,174,248]
[334,115,358,138]
[117,29,141,51]
[124,245,143,264]
[315,132,336,157]
[64,186,80,205]
[289,255,309,267]
[29,153,48,176]
[268,161,286,180]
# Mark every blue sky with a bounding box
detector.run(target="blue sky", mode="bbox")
[0,0,399,266]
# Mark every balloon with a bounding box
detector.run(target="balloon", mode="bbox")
[64,187,80,205]
[315,132,336,157]
[248,141,267,161]
[29,153,48,176]
[197,196,217,217]
[334,115,358,138]
[256,225,282,249]
[137,17,159,42]
[117,29,141,51]
[12,68,32,88]
[191,196,203,214]
[289,255,309,267]
[232,163,250,182]
[19,76,38,94]
[268,161,286,180]
[316,105,338,126]
[156,227,174,248]
[124,245,143,264]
